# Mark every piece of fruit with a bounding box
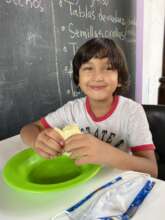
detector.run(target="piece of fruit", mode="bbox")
[54,124,81,140]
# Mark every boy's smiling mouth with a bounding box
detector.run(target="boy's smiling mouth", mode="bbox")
[89,85,107,90]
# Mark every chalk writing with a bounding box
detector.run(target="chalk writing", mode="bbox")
[64,61,72,76]
[27,32,38,46]
[26,32,49,49]
[64,0,110,8]
[68,41,78,55]
[64,0,79,5]
[65,2,96,20]
[98,9,126,25]
[5,0,44,12]
[90,0,110,8]
[68,23,127,40]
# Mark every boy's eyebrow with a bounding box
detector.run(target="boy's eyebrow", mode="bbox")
[102,61,113,66]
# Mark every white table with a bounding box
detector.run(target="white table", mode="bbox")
[0,135,165,220]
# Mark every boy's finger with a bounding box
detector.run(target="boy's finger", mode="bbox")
[36,147,52,159]
[42,135,63,152]
[65,136,83,150]
[41,131,64,148]
[44,128,64,145]
[64,141,84,152]
[65,133,82,144]
[35,140,61,155]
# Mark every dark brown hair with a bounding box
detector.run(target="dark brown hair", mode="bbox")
[72,38,130,95]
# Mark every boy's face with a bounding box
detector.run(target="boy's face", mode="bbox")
[79,57,121,102]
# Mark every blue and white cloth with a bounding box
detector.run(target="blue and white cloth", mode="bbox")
[51,171,155,220]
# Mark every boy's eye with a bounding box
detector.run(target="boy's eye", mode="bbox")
[106,65,113,70]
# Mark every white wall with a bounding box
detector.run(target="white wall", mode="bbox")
[142,0,165,104]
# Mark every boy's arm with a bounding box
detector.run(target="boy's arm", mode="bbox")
[131,150,158,176]
[65,133,158,177]
[20,121,44,148]
[104,145,158,177]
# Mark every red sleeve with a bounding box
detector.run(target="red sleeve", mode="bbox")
[129,144,155,152]
[40,117,52,128]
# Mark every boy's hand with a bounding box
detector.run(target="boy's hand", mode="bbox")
[64,133,111,165]
[34,128,64,159]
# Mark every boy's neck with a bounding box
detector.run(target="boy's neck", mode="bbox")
[87,96,114,118]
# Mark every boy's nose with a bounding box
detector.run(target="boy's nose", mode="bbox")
[93,70,104,81]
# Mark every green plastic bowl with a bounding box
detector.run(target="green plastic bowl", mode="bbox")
[2,148,101,193]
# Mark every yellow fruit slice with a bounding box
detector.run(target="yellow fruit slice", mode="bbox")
[54,124,81,140]
[54,127,64,138]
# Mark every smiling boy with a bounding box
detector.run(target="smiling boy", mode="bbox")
[20,38,158,177]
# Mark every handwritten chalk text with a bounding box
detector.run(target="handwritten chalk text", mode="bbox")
[5,0,44,12]
[90,0,110,8]
[68,23,127,40]
[65,1,96,20]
